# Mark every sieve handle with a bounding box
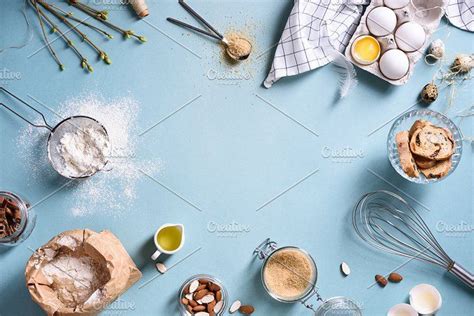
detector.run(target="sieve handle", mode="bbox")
[450,262,474,289]
[0,87,52,131]
[167,18,222,41]
[178,0,224,40]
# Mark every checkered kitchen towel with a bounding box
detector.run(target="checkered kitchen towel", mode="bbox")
[263,0,368,88]
[445,0,474,32]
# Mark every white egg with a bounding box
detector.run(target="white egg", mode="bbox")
[379,49,410,80]
[395,22,426,52]
[384,0,410,9]
[387,303,417,316]
[366,7,397,37]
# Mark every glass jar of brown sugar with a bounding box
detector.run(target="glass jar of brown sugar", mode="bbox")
[254,238,362,316]
[0,191,36,247]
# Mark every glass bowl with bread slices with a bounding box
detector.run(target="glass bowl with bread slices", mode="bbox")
[388,109,463,184]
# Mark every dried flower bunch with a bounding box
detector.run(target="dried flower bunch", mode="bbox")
[29,0,147,72]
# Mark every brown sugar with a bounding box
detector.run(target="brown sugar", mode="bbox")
[263,248,316,300]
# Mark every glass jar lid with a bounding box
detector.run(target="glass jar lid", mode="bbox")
[315,297,362,316]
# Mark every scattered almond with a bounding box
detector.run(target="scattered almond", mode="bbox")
[229,300,241,313]
[239,305,255,315]
[375,274,388,287]
[155,262,167,274]
[388,272,403,283]
[340,262,350,276]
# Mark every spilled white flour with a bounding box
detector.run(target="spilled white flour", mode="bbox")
[57,126,110,178]
[16,92,161,217]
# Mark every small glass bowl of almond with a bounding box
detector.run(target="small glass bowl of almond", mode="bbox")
[179,274,227,316]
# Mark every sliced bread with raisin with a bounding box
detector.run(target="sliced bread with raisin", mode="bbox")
[419,158,452,179]
[408,120,432,139]
[414,155,437,169]
[409,125,454,160]
[396,131,419,178]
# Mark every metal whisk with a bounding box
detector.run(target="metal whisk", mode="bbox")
[353,190,473,289]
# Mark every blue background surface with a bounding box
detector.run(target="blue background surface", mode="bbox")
[0,0,473,315]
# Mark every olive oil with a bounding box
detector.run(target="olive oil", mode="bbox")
[156,225,183,251]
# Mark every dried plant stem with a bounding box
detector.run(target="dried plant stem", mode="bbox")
[68,0,108,20]
[67,0,147,42]
[30,0,64,70]
[47,2,113,39]
[38,0,111,64]
[33,1,93,72]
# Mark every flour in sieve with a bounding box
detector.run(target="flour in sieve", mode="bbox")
[16,92,161,217]
[56,126,110,178]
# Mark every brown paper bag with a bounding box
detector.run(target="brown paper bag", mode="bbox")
[25,229,142,316]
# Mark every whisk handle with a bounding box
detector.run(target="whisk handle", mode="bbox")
[450,262,474,289]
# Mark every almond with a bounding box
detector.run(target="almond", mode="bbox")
[229,300,241,313]
[181,298,189,305]
[201,294,215,304]
[214,300,224,313]
[195,312,209,316]
[208,282,221,292]
[207,300,216,313]
[215,290,222,302]
[186,305,193,314]
[155,262,167,274]
[239,305,255,315]
[388,272,403,283]
[375,274,388,287]
[194,289,209,300]
[196,284,207,291]
[193,305,206,312]
[188,299,198,307]
[189,280,200,293]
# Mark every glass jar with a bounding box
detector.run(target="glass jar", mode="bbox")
[0,191,36,246]
[254,238,362,316]
[178,274,228,316]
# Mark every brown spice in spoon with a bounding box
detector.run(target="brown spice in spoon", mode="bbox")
[225,33,252,60]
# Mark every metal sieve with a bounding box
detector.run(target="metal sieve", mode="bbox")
[254,239,362,316]
[0,87,110,179]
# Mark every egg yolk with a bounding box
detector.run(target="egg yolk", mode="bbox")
[353,36,380,62]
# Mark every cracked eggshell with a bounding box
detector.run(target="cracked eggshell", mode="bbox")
[387,303,417,316]
[395,22,426,52]
[366,7,398,36]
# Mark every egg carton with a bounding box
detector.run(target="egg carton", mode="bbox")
[345,0,446,85]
